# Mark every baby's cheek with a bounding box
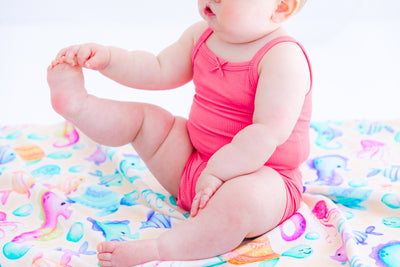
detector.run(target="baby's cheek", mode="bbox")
[219,7,245,34]
[219,5,236,23]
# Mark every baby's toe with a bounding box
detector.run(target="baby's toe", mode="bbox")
[97,241,117,253]
[97,251,112,261]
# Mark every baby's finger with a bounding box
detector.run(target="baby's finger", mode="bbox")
[64,46,80,66]
[190,194,201,217]
[76,45,93,67]
[56,47,69,59]
[56,45,76,60]
[84,52,108,70]
[199,190,212,209]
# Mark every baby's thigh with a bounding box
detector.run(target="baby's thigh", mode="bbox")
[218,167,287,237]
[132,109,194,197]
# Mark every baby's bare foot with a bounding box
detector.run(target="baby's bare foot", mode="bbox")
[47,60,88,120]
[97,240,159,267]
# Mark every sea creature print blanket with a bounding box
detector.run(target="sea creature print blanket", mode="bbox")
[0,120,399,267]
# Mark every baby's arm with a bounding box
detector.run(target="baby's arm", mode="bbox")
[54,22,207,90]
[98,28,196,90]
[191,42,310,216]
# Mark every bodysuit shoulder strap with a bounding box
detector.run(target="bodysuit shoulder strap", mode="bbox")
[251,36,299,63]
[191,28,214,63]
[250,36,313,91]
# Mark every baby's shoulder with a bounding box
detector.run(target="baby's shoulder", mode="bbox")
[258,39,309,74]
[181,21,208,46]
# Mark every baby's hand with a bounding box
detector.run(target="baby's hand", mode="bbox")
[190,173,223,217]
[51,43,111,70]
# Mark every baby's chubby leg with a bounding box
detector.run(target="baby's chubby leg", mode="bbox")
[47,59,142,147]
[97,166,287,266]
[47,57,193,196]
[46,44,148,148]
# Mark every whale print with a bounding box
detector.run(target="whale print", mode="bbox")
[306,155,348,186]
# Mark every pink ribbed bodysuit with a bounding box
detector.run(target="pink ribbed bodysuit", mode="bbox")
[177,28,312,224]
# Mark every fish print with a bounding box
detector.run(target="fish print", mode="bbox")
[67,185,121,216]
[348,256,366,267]
[90,169,123,187]
[0,145,16,164]
[122,154,147,170]
[68,185,140,217]
[0,171,35,205]
[140,210,171,229]
[14,144,46,162]
[214,235,312,266]
[119,154,147,183]
[87,217,139,241]
[367,165,400,182]
[355,122,394,135]
[120,191,140,206]
[141,189,166,209]
[330,187,373,210]
[352,226,382,245]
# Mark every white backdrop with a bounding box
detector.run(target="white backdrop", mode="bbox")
[1,0,399,125]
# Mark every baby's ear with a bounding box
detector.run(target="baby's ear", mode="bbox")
[271,0,299,23]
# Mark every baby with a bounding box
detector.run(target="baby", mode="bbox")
[47,0,311,266]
